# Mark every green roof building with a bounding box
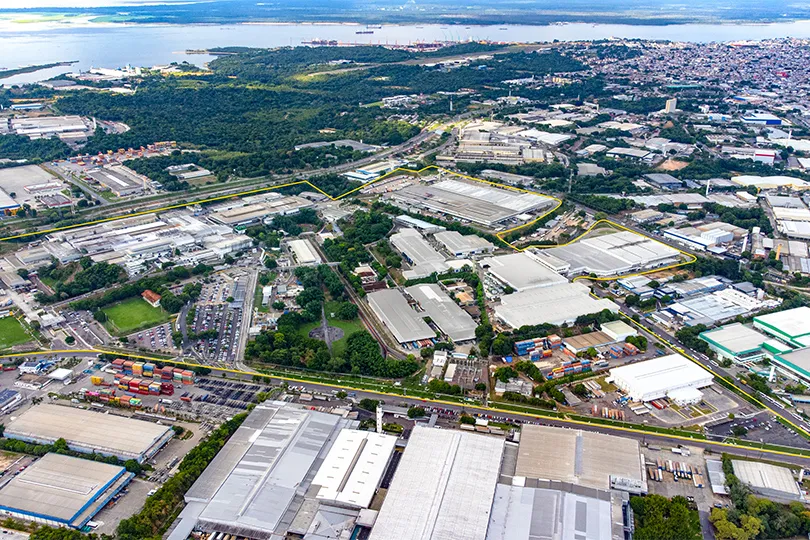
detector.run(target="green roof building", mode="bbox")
[699,323,767,364]
[753,307,810,348]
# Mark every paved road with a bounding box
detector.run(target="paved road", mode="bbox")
[5,128,438,240]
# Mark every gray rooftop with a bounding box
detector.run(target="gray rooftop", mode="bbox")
[386,179,553,227]
[732,460,803,502]
[369,426,504,540]
[482,252,568,292]
[700,323,765,355]
[405,283,477,342]
[178,403,346,539]
[367,289,435,344]
[486,482,613,540]
[0,453,128,526]
[515,425,645,493]
[4,404,173,461]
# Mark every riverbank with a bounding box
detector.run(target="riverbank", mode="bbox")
[0,61,76,79]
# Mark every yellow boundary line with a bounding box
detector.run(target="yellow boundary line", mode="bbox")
[3,164,809,454]
[3,347,809,460]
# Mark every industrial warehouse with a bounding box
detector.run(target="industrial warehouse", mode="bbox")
[366,288,435,346]
[608,355,714,405]
[405,283,477,342]
[389,227,449,279]
[699,322,770,364]
[0,454,133,529]
[86,165,149,197]
[3,403,174,462]
[538,230,682,277]
[481,252,568,292]
[384,178,555,228]
[753,306,810,348]
[207,192,313,227]
[156,403,644,539]
[169,402,395,540]
[493,282,619,328]
[14,210,251,275]
[369,426,504,540]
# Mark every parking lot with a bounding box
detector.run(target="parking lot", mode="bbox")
[187,277,244,365]
[128,322,175,353]
[183,377,273,411]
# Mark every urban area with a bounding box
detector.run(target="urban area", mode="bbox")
[2,26,810,540]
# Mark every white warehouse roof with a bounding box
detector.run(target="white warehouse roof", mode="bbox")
[369,426,504,540]
[608,354,713,403]
[311,429,397,508]
[494,282,619,328]
[482,252,567,292]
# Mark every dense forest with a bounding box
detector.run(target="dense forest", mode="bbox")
[42,45,587,181]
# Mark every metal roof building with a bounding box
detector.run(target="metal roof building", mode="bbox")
[171,403,354,540]
[311,430,397,509]
[542,231,681,277]
[369,426,504,540]
[0,453,133,529]
[287,238,322,266]
[385,179,554,227]
[754,306,810,347]
[389,228,449,279]
[494,283,619,328]
[481,252,568,292]
[405,283,477,342]
[515,425,646,494]
[699,323,767,363]
[4,404,174,463]
[732,460,804,503]
[433,231,495,258]
[367,289,435,345]
[772,348,810,384]
[608,354,713,405]
[486,482,616,540]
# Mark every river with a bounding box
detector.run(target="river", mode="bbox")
[3,20,810,84]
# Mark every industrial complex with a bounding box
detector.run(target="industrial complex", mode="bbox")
[3,403,174,462]
[608,354,714,405]
[384,178,555,228]
[0,453,133,529]
[169,402,393,540]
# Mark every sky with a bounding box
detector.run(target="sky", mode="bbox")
[0,0,200,7]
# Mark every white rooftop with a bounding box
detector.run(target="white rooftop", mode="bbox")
[482,252,567,292]
[312,429,397,509]
[369,426,504,540]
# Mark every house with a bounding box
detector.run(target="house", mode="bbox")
[141,289,162,308]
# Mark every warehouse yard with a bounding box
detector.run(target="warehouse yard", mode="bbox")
[103,297,170,335]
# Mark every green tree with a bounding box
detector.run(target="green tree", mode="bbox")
[407,406,426,419]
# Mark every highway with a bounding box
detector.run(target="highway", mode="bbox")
[6,346,810,466]
[1,127,439,242]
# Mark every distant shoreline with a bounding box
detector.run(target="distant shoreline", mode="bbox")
[0,60,75,79]
[2,12,810,30]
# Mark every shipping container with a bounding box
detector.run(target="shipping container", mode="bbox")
[160,382,174,396]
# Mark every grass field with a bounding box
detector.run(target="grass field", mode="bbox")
[103,297,169,335]
[298,301,364,357]
[0,317,32,350]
